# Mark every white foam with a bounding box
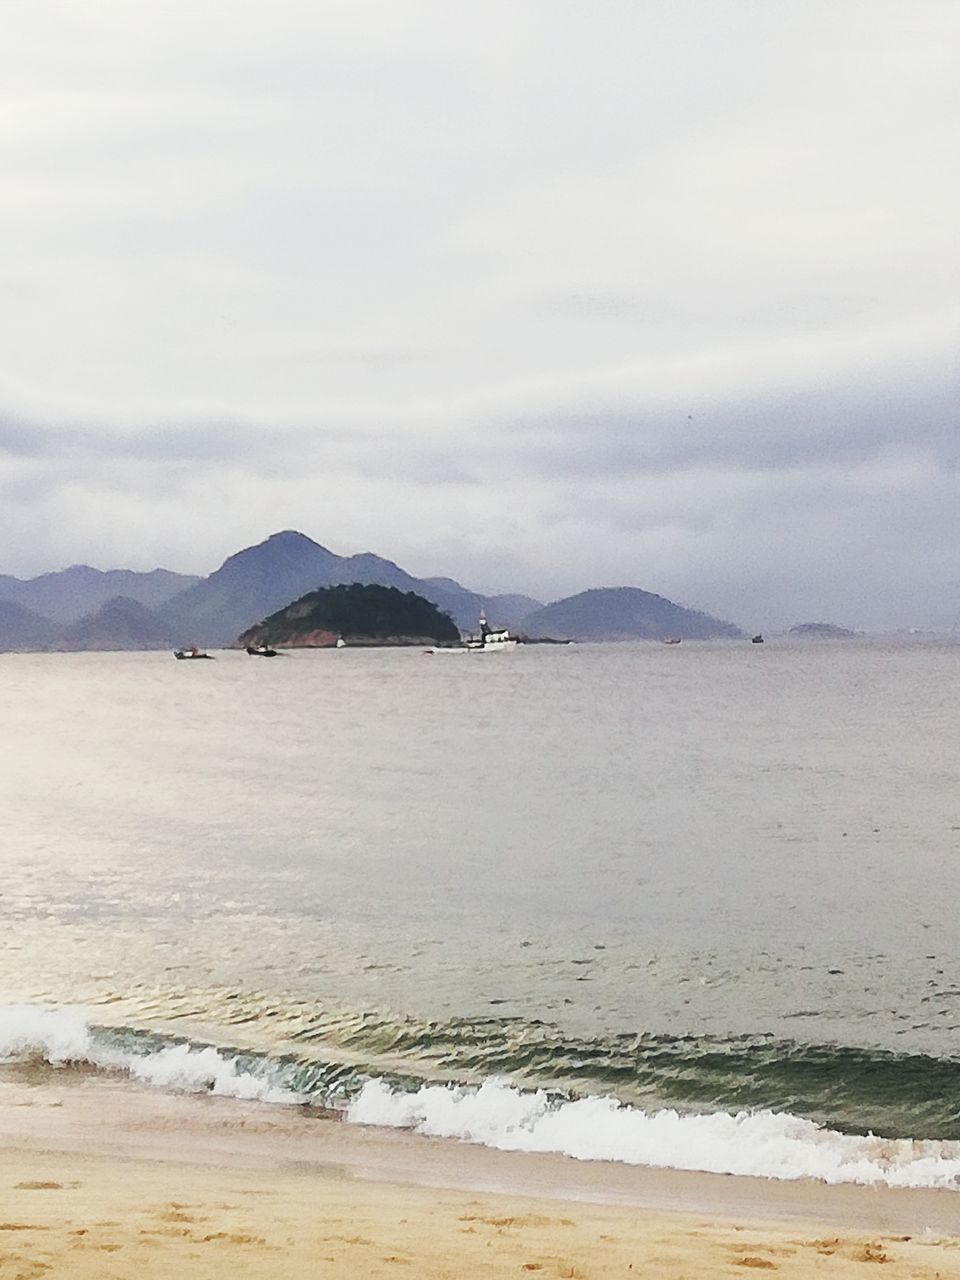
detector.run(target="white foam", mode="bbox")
[346,1078,960,1189]
[5,1005,960,1189]
[0,1004,93,1065]
[113,1043,300,1104]
[0,1005,300,1105]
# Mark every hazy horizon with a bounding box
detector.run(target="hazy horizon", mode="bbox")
[2,525,958,635]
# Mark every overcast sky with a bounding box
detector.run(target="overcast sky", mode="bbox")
[1,0,957,628]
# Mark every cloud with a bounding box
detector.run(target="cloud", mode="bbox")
[0,0,956,627]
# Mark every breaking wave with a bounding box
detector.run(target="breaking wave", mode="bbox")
[347,1077,960,1189]
[3,1003,960,1189]
[0,1004,300,1104]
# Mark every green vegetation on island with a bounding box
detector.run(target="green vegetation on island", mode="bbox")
[162,530,538,644]
[238,582,461,648]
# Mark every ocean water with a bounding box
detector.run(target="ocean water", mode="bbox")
[3,637,960,1187]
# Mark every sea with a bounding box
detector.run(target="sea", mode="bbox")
[3,636,960,1188]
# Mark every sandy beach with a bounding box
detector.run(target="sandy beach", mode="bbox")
[2,1075,959,1279]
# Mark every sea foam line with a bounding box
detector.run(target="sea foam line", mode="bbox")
[348,1078,960,1190]
[4,1005,960,1189]
[0,1004,300,1105]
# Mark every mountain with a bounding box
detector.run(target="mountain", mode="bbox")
[0,566,199,624]
[0,532,746,651]
[0,600,62,651]
[421,579,541,631]
[238,583,461,648]
[159,531,342,644]
[489,593,543,624]
[522,587,743,641]
[58,597,177,651]
[160,530,532,644]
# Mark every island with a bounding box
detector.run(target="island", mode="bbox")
[521,587,742,642]
[787,622,856,638]
[237,582,461,648]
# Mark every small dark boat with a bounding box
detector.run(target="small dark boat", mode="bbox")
[661,637,682,645]
[174,647,213,660]
[751,634,764,644]
[246,644,278,657]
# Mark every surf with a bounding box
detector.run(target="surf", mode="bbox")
[4,1004,960,1191]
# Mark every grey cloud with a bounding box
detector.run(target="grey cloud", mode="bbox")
[508,396,958,480]
[1,347,955,497]
[0,0,957,626]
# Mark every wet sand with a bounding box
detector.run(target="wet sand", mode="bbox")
[2,1075,959,1278]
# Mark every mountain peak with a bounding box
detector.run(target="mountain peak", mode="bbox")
[217,530,336,572]
[261,529,334,553]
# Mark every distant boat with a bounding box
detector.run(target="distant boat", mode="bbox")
[661,637,682,645]
[470,610,519,651]
[174,647,213,660]
[246,644,278,657]
[751,634,764,644]
[425,610,519,655]
[335,635,346,649]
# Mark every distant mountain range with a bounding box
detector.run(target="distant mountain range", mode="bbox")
[0,599,63,650]
[0,565,198,623]
[0,530,742,650]
[159,531,541,644]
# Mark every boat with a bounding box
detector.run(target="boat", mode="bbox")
[751,634,764,644]
[661,637,682,645]
[471,610,519,651]
[335,635,346,649]
[424,610,520,655]
[174,647,213,660]
[246,644,278,657]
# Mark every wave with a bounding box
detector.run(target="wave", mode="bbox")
[3,1003,960,1190]
[150,991,960,1141]
[348,1078,960,1189]
[0,1004,300,1104]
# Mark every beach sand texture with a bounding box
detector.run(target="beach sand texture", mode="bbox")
[5,1154,960,1279]
[2,1080,959,1279]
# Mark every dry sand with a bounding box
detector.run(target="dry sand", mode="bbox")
[1,1075,959,1278]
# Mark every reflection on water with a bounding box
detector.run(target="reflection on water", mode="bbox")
[2,638,960,1102]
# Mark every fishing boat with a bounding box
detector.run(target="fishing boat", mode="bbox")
[751,634,764,644]
[246,644,278,657]
[472,610,519,651]
[661,637,682,645]
[174,647,213,660]
[424,610,519,654]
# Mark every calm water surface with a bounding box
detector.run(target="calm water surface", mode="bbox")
[2,638,960,1146]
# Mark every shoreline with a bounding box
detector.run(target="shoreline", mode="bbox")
[2,1075,959,1277]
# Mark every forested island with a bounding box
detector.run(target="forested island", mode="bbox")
[237,583,461,648]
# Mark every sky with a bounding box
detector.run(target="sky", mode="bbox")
[1,0,957,630]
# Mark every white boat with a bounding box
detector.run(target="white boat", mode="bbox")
[424,610,520,654]
[472,610,519,651]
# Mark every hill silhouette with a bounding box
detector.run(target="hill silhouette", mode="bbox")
[0,531,750,651]
[523,587,742,641]
[161,531,537,644]
[238,583,460,648]
[0,565,197,624]
[0,600,62,650]
[59,597,178,651]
